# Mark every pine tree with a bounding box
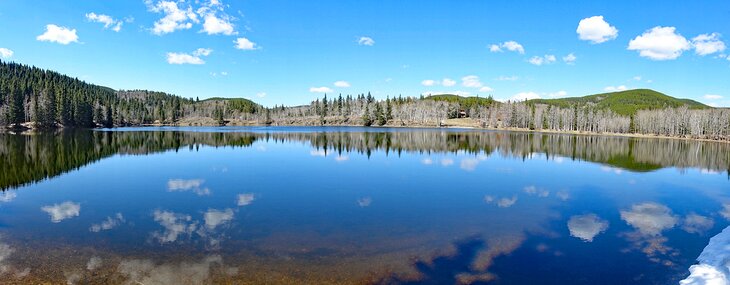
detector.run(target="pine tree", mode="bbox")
[362,104,373,126]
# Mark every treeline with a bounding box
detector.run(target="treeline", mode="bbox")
[266,94,730,141]
[0,60,264,128]
[2,129,728,190]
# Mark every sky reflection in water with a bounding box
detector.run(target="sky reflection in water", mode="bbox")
[0,127,728,284]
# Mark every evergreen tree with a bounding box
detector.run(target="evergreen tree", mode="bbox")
[362,104,373,126]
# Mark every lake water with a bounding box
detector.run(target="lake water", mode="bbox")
[0,127,729,284]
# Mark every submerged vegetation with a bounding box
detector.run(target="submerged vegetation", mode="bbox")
[1,60,729,141]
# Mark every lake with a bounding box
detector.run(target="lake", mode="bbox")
[0,127,729,284]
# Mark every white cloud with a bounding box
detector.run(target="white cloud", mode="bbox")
[692,33,726,56]
[628,26,691,60]
[237,193,255,206]
[87,256,103,271]
[682,213,714,234]
[309,86,333,93]
[496,75,518,81]
[489,41,525,54]
[167,178,210,195]
[357,197,372,207]
[234,37,259,50]
[421,79,437,87]
[41,201,81,223]
[0,48,12,59]
[334,80,351,88]
[118,255,223,285]
[484,195,517,208]
[461,75,483,88]
[86,12,123,32]
[604,85,628,92]
[562,53,577,64]
[0,192,16,202]
[528,55,556,66]
[358,36,375,46]
[568,214,609,242]
[576,16,618,44]
[89,213,125,232]
[152,210,197,243]
[256,92,266,98]
[146,0,198,35]
[440,158,454,166]
[167,52,204,64]
[620,202,678,236]
[201,14,235,35]
[547,90,568,98]
[36,24,79,45]
[479,86,494,92]
[511,92,540,101]
[203,208,234,230]
[704,94,723,100]
[633,76,642,81]
[680,226,730,285]
[441,78,456,87]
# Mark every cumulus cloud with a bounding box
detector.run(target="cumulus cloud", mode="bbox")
[358,36,375,46]
[86,12,123,32]
[442,78,456,87]
[604,85,628,92]
[167,179,210,195]
[146,0,199,35]
[152,210,197,243]
[334,80,351,88]
[692,33,726,56]
[489,41,525,54]
[562,53,577,64]
[682,213,714,234]
[309,86,333,93]
[86,257,103,271]
[496,75,518,81]
[234,37,259,50]
[484,195,517,208]
[620,202,677,236]
[0,48,12,59]
[90,213,125,232]
[576,16,618,44]
[201,13,235,35]
[704,94,723,100]
[628,26,691,60]
[357,197,372,207]
[236,193,255,206]
[528,55,556,66]
[203,208,234,230]
[421,79,437,87]
[680,226,730,284]
[166,48,212,65]
[568,214,609,242]
[0,192,16,203]
[118,255,223,285]
[36,24,79,44]
[479,86,493,93]
[511,92,540,101]
[461,75,484,88]
[41,201,80,223]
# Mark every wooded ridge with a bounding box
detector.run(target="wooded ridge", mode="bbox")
[1,60,728,141]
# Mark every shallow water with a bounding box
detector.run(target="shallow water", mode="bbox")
[0,127,729,284]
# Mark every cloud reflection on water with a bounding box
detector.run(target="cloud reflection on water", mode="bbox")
[40,201,81,223]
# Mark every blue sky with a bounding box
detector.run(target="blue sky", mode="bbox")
[0,0,729,107]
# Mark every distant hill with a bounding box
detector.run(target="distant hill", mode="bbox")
[423,94,496,109]
[527,89,709,116]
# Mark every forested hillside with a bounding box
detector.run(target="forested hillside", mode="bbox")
[0,60,262,128]
[528,89,708,116]
[2,60,729,141]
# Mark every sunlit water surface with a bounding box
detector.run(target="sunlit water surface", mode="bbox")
[0,127,729,284]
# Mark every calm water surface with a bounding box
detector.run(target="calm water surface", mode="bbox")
[0,127,729,284]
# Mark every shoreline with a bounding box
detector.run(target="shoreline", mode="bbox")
[3,121,729,144]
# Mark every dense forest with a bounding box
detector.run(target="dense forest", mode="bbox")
[0,60,262,128]
[1,129,728,190]
[2,60,729,141]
